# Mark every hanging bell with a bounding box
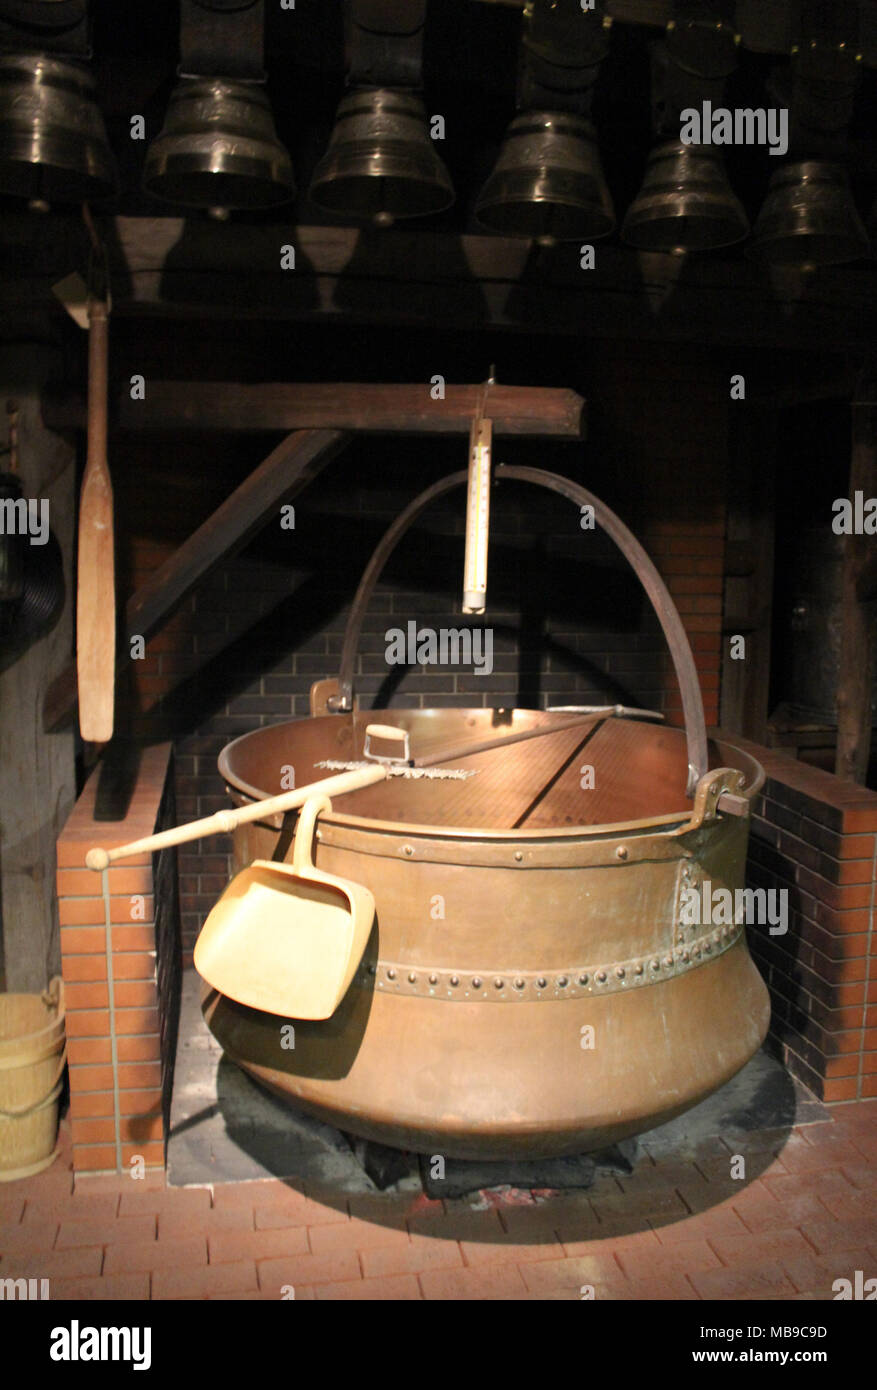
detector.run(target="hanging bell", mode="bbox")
[622,141,748,253]
[143,77,295,212]
[0,53,116,207]
[747,161,869,269]
[309,87,454,225]
[474,112,615,242]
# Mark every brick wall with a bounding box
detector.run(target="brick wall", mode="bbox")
[56,744,179,1174]
[724,731,877,1103]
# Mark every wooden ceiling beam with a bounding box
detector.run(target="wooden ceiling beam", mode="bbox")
[4,216,877,353]
[475,1,877,65]
[42,382,587,438]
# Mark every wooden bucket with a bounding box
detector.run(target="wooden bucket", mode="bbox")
[0,978,66,1182]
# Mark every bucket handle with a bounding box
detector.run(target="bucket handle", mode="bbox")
[44,975,65,1021]
[0,1046,67,1118]
[0,975,65,1072]
[292,795,333,873]
[329,465,709,797]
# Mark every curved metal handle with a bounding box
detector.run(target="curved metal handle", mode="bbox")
[331,465,708,797]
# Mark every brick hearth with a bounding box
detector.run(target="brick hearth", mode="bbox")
[55,745,180,1175]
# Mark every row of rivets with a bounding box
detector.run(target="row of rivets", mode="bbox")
[390,844,659,866]
[359,924,741,1002]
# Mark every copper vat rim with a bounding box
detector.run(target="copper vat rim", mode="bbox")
[218,719,764,861]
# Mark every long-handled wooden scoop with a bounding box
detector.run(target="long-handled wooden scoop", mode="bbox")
[84,713,628,872]
[85,758,389,872]
[82,715,620,1019]
[84,725,464,1020]
[193,794,375,1019]
[77,283,115,743]
[84,725,469,871]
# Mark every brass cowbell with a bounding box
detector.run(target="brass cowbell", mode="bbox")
[622,140,749,253]
[143,76,295,212]
[0,53,116,207]
[310,87,454,225]
[748,161,869,269]
[475,111,615,243]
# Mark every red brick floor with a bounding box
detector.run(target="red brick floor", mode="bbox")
[1,1101,875,1301]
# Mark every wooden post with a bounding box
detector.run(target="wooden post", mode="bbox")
[836,372,877,784]
[0,352,76,992]
[720,402,776,742]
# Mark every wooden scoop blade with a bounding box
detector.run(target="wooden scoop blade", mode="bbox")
[77,298,115,744]
[77,464,115,743]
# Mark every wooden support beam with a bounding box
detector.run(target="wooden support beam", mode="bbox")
[42,382,586,439]
[836,378,877,784]
[720,403,776,744]
[44,427,349,732]
[0,363,77,991]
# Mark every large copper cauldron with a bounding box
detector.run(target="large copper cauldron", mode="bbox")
[202,468,770,1159]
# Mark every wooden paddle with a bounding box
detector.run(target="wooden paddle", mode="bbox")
[77,292,115,743]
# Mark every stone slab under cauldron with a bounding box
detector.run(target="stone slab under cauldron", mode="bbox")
[167,971,827,1200]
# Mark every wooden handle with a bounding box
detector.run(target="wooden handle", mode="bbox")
[291,795,333,873]
[85,762,387,870]
[77,298,115,744]
[364,723,404,742]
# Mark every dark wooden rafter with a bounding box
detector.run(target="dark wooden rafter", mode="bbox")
[44,427,349,731]
[836,374,877,784]
[5,217,877,354]
[43,382,586,437]
[476,1,877,66]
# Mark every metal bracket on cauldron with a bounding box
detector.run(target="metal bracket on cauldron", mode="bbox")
[686,767,749,831]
